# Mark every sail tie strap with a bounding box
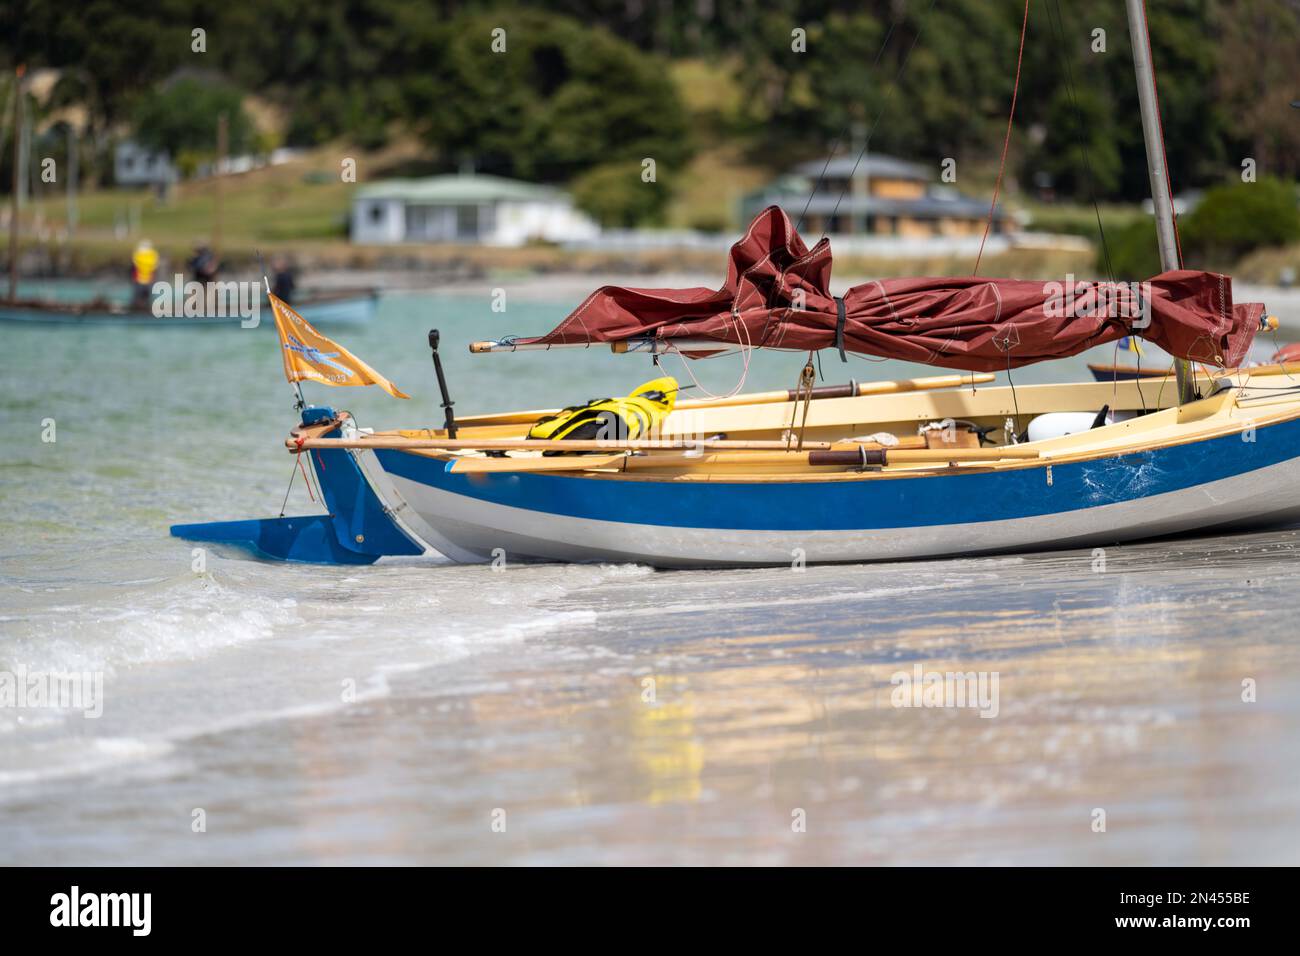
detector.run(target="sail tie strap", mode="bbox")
[834,296,848,362]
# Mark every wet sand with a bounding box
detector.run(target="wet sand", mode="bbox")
[5,531,1300,865]
[3,286,1299,865]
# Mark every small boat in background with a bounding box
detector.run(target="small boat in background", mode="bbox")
[1089,357,1299,382]
[1273,342,1300,364]
[0,287,380,327]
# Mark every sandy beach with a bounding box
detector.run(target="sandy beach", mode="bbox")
[3,285,1299,865]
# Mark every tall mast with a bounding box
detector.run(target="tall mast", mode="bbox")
[1124,0,1193,404]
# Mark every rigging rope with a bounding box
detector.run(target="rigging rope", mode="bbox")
[278,456,299,518]
[974,0,1031,276]
[661,304,755,400]
[786,356,818,451]
[297,451,316,503]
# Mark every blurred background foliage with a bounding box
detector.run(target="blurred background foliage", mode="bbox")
[2,0,1299,266]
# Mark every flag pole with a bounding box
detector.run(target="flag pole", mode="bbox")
[260,251,306,411]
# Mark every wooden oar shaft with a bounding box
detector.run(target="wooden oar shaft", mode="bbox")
[446,444,1041,474]
[452,373,995,427]
[672,372,995,411]
[807,447,1039,466]
[450,454,628,473]
[887,446,1040,461]
[291,435,834,453]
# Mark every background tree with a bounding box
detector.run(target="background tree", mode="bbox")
[131,77,254,160]
[1212,0,1300,181]
[1180,177,1300,265]
[404,9,691,181]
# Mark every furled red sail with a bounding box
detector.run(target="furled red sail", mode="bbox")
[516,206,1262,371]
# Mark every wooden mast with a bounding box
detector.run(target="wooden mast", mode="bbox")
[1124,0,1194,405]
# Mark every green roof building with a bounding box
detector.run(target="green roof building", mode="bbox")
[351,173,598,246]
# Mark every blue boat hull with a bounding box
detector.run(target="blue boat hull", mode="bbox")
[172,402,1300,569]
[365,413,1300,567]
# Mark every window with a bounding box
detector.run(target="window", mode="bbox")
[455,205,479,239]
[369,203,385,224]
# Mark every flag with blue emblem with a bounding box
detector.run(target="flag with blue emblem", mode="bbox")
[268,294,409,399]
[1118,335,1144,356]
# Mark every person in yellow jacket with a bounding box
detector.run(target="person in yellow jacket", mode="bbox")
[131,240,159,309]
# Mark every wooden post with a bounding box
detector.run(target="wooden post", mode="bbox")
[8,65,24,303]
[66,123,77,239]
[213,112,227,258]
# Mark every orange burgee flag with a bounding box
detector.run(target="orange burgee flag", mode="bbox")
[268,293,409,399]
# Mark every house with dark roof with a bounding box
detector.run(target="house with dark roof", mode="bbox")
[742,154,1013,238]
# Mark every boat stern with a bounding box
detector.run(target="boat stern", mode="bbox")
[169,406,428,564]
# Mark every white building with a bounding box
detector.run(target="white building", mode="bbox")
[351,173,599,246]
[114,141,178,188]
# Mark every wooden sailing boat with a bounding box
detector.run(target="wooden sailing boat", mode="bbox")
[0,287,380,327]
[172,0,1300,568]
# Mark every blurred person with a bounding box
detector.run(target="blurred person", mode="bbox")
[271,255,296,305]
[188,243,220,283]
[130,239,158,309]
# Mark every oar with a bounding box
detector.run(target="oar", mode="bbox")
[449,454,629,473]
[445,445,1041,474]
[290,435,836,453]
[450,372,996,428]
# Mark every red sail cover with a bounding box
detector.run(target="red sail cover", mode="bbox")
[518,206,1262,371]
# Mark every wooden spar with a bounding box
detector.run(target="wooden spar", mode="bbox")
[876,446,1039,461]
[289,435,837,453]
[673,372,993,410]
[1124,0,1193,405]
[448,454,629,473]
[445,445,1042,475]
[451,372,996,428]
[469,337,728,354]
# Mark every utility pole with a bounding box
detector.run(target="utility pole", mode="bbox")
[8,65,24,303]
[66,124,78,239]
[213,111,227,259]
[1124,0,1194,404]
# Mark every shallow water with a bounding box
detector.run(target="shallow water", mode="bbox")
[2,286,1299,864]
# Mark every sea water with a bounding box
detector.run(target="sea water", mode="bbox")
[2,285,1299,864]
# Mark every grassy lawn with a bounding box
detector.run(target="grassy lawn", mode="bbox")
[23,144,357,266]
[663,58,771,232]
